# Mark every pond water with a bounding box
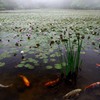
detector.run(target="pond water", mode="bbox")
[0,10,100,100]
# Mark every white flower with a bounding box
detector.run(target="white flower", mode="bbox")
[21,51,24,54]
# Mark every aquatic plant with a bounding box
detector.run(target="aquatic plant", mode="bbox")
[58,32,84,83]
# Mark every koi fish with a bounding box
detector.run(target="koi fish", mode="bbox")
[84,82,100,90]
[0,84,13,88]
[44,78,60,87]
[63,89,82,99]
[96,63,100,67]
[19,75,30,87]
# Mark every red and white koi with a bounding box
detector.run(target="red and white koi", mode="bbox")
[84,82,100,90]
[96,63,100,67]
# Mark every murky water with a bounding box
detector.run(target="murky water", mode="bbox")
[0,49,100,100]
[0,10,100,100]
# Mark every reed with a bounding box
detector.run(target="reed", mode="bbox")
[58,33,83,83]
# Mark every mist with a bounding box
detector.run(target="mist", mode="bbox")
[0,0,100,10]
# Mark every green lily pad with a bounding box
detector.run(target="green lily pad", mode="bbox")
[46,65,53,69]
[20,61,26,64]
[43,59,48,64]
[80,51,86,54]
[50,54,56,58]
[62,62,66,67]
[17,63,24,68]
[28,51,34,54]
[93,49,99,53]
[50,58,56,62]
[28,58,34,62]
[24,64,34,69]
[54,64,62,69]
[0,62,5,67]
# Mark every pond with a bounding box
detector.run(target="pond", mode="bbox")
[0,9,100,100]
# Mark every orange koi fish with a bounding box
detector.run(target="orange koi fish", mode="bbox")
[84,82,100,90]
[19,75,30,87]
[44,78,60,87]
[96,63,100,67]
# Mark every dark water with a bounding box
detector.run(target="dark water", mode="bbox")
[0,49,100,100]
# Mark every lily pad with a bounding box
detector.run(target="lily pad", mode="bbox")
[20,61,26,64]
[17,63,24,68]
[80,51,86,54]
[24,64,34,69]
[54,64,62,69]
[62,62,66,67]
[43,59,48,64]
[46,65,53,69]
[28,51,34,54]
[0,62,5,67]
[28,58,34,62]
[50,58,56,62]
[50,54,56,58]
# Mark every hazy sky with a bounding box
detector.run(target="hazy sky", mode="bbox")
[1,0,100,9]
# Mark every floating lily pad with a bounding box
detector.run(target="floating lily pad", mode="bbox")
[28,51,34,54]
[50,54,56,58]
[62,62,66,67]
[50,58,56,62]
[0,62,5,67]
[24,64,34,69]
[17,63,24,68]
[20,61,26,64]
[80,51,86,54]
[43,59,48,64]
[54,64,62,69]
[46,65,53,69]
[93,49,99,53]
[28,58,34,62]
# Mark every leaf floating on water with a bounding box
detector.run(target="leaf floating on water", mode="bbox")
[28,51,34,54]
[17,63,24,68]
[24,64,34,69]
[20,61,26,64]
[50,59,56,62]
[43,59,48,64]
[0,62,5,67]
[50,54,56,58]
[62,62,66,67]
[93,49,99,53]
[54,64,62,69]
[46,65,53,69]
[80,51,86,54]
[28,58,34,62]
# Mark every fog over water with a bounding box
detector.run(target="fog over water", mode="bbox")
[0,0,100,9]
